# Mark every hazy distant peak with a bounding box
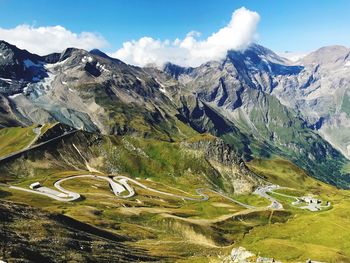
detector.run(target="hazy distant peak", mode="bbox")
[301,45,350,65]
[278,51,309,63]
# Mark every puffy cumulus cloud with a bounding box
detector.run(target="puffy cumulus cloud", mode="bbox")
[0,25,108,55]
[112,7,260,67]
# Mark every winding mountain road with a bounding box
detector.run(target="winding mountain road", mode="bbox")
[9,174,325,211]
[8,174,258,208]
[113,175,208,201]
[253,185,284,210]
[6,173,331,213]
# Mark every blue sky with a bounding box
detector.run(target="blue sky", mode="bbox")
[0,0,349,65]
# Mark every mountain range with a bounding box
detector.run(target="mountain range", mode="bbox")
[2,38,350,262]
[1,40,349,188]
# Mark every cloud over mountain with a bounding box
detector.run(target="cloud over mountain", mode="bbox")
[112,7,260,67]
[0,25,108,55]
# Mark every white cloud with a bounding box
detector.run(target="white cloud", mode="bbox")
[278,51,309,62]
[0,25,108,55]
[112,7,260,67]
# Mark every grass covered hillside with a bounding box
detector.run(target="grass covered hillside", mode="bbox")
[241,158,350,262]
[0,124,350,262]
[0,124,54,158]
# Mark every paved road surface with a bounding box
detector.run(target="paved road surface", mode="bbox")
[8,174,257,209]
[1,127,327,212]
[7,174,329,212]
[9,185,79,202]
[207,189,255,209]
[253,185,283,210]
[270,189,331,211]
[113,175,209,202]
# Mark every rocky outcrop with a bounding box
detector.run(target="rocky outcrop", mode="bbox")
[183,138,264,194]
[0,40,47,82]
[186,138,242,165]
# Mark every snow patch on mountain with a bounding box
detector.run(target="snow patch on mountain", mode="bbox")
[81,56,93,63]
[0,77,13,83]
[8,93,21,99]
[278,51,309,62]
[96,62,109,72]
[10,62,59,99]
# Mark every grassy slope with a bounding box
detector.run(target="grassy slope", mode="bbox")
[244,158,350,262]
[247,158,324,190]
[0,201,157,262]
[0,123,54,158]
[0,127,283,261]
[1,125,350,262]
[232,91,350,188]
[0,126,37,157]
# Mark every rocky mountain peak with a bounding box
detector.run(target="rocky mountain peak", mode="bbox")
[0,40,42,64]
[0,40,46,81]
[243,43,290,64]
[58,47,85,62]
[301,45,350,66]
[163,62,193,79]
[89,49,110,59]
[224,44,303,77]
[89,49,126,66]
[0,40,349,188]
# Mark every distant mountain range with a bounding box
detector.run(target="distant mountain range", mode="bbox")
[0,40,349,188]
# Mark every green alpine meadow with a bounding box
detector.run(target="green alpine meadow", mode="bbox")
[1,1,350,262]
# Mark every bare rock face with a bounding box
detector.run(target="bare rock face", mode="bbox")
[188,138,241,165]
[184,138,263,194]
[0,40,47,81]
[0,41,179,139]
[272,45,350,159]
[164,44,350,188]
[1,40,350,188]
